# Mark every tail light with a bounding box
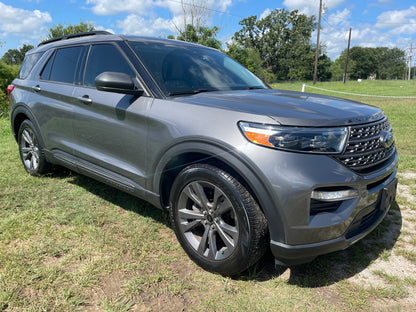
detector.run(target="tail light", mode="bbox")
[7,84,15,99]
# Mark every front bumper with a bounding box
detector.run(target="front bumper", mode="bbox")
[271,175,397,265]
[240,142,398,265]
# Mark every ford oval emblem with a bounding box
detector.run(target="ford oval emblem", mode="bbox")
[379,130,394,148]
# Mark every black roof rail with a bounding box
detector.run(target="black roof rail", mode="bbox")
[38,30,113,47]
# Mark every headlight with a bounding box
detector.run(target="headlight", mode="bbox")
[239,122,349,154]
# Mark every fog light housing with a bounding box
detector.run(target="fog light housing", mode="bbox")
[311,189,359,202]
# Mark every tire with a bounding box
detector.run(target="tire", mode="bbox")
[169,164,268,275]
[18,120,51,175]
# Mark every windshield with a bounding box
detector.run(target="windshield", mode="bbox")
[127,41,268,96]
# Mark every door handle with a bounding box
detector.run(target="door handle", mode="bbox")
[77,95,92,104]
[32,85,41,92]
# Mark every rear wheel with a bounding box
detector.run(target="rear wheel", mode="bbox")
[18,120,50,175]
[169,164,268,275]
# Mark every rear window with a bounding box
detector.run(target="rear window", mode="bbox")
[18,52,43,79]
[41,46,83,84]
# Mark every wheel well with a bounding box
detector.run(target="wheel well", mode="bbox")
[12,113,29,140]
[159,152,260,211]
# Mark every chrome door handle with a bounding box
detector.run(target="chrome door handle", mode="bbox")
[32,85,41,92]
[78,95,92,104]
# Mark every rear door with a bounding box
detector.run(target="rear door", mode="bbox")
[32,46,85,154]
[71,43,152,188]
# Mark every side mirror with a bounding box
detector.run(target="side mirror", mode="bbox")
[95,72,143,96]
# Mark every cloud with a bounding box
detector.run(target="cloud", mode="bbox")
[283,0,346,16]
[116,14,172,36]
[0,2,52,38]
[375,6,416,35]
[260,8,272,20]
[86,0,156,15]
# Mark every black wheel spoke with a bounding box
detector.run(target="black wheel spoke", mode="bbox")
[217,222,238,247]
[207,228,218,259]
[197,224,210,254]
[178,208,204,220]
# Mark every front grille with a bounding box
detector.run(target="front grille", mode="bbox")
[334,117,396,172]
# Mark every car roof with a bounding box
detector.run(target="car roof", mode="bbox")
[30,31,211,54]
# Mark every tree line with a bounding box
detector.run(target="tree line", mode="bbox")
[0,10,409,116]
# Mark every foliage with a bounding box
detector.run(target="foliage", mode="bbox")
[330,50,357,81]
[0,61,19,117]
[226,41,276,83]
[45,20,95,40]
[232,9,317,81]
[332,47,406,80]
[375,47,406,80]
[317,54,332,81]
[1,44,34,65]
[174,24,222,49]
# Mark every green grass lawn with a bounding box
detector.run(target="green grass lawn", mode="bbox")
[1,81,416,311]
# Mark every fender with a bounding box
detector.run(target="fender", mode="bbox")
[151,137,287,243]
[11,104,41,143]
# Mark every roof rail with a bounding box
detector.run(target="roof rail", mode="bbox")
[38,30,113,46]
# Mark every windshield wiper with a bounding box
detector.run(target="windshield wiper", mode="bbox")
[168,89,218,96]
[246,86,266,90]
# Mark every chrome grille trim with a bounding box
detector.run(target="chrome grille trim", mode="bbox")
[335,117,396,171]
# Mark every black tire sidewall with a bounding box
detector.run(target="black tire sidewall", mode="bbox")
[17,120,49,175]
[170,164,254,275]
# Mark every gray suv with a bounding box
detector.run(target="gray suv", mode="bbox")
[8,31,398,275]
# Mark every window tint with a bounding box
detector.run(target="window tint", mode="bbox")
[84,44,135,87]
[40,52,54,81]
[127,41,267,96]
[49,46,83,84]
[18,52,43,79]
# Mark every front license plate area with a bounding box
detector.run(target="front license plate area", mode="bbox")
[379,178,398,212]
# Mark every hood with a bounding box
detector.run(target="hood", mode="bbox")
[173,89,384,127]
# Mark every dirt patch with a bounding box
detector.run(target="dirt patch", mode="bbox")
[400,172,416,180]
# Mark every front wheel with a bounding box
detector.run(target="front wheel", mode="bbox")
[169,164,268,275]
[18,120,51,175]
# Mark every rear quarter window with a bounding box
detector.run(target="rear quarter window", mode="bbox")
[45,46,84,84]
[18,52,43,79]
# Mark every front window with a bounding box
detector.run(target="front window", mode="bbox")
[127,41,267,96]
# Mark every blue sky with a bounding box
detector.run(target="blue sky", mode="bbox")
[0,0,415,60]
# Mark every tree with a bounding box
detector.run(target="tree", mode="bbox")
[316,54,332,81]
[1,44,34,65]
[332,46,406,80]
[331,50,356,81]
[46,21,95,40]
[0,61,19,117]
[348,47,377,79]
[232,9,316,81]
[173,0,212,42]
[375,47,406,80]
[176,24,222,49]
[226,41,276,83]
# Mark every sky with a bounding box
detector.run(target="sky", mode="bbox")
[0,0,415,61]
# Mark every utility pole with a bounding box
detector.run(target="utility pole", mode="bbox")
[408,43,413,81]
[313,0,322,85]
[343,27,352,84]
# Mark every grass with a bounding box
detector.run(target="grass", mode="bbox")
[1,80,416,311]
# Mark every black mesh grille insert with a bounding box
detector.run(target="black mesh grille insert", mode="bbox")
[334,117,396,172]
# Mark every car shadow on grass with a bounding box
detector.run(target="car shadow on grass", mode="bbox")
[48,167,402,287]
[48,167,169,226]
[240,201,402,287]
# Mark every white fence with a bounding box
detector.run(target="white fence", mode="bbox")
[301,84,416,99]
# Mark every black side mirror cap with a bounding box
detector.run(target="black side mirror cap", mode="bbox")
[95,72,144,96]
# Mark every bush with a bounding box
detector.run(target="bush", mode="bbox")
[0,90,9,118]
[0,61,19,118]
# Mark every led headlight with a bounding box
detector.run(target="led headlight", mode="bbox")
[239,122,349,154]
